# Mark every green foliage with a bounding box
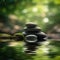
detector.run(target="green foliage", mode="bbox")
[54,56,60,60]
[0,0,60,32]
[48,41,60,58]
[0,40,60,60]
[0,0,33,14]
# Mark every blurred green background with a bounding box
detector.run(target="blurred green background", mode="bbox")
[0,0,60,60]
[0,0,60,33]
